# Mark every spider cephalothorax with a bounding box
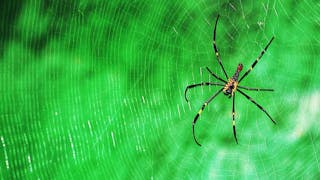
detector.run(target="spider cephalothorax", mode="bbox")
[185,15,276,146]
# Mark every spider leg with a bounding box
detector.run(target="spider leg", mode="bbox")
[237,85,274,92]
[213,14,229,80]
[238,36,275,83]
[206,67,227,83]
[232,94,238,144]
[237,89,276,124]
[193,88,223,146]
[185,82,224,102]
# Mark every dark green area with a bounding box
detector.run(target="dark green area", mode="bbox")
[0,0,319,179]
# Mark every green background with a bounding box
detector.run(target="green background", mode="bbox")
[1,0,319,179]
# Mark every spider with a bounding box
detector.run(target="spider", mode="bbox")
[185,15,276,146]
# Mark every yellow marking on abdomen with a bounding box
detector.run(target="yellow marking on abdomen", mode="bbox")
[198,109,203,114]
[232,120,235,126]
[250,67,253,71]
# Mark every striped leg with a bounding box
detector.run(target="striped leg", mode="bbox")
[206,67,227,83]
[238,36,275,83]
[232,94,238,144]
[237,85,274,92]
[237,89,276,124]
[185,82,224,102]
[193,88,223,146]
[213,14,229,80]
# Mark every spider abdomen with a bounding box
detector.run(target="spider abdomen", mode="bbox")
[223,63,243,97]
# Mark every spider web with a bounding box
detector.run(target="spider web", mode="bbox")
[0,0,320,179]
